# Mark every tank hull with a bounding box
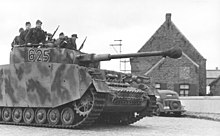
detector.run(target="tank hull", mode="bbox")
[0,62,92,107]
[0,62,156,128]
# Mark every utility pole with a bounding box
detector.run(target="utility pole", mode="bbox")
[110,40,131,73]
[110,40,122,71]
[120,59,130,73]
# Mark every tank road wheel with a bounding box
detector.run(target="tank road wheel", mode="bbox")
[35,109,47,124]
[47,109,60,125]
[12,108,23,123]
[23,108,34,124]
[74,90,94,116]
[61,107,74,125]
[2,108,12,122]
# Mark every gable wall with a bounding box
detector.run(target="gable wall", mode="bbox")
[147,55,199,95]
[130,14,206,95]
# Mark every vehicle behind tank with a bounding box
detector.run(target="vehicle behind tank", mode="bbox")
[154,89,186,116]
[0,44,182,128]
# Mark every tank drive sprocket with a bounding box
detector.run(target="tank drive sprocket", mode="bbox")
[74,88,95,117]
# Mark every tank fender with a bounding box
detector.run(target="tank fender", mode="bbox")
[51,63,93,107]
[92,79,111,93]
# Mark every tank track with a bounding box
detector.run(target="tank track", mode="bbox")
[0,87,106,129]
[96,95,156,125]
[0,86,156,128]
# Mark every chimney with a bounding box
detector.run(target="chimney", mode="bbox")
[166,13,171,22]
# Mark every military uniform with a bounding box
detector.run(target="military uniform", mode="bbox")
[11,28,24,47]
[25,27,46,44]
[65,34,77,50]
[55,38,67,48]
[11,36,21,47]
[20,29,29,44]
[65,38,77,50]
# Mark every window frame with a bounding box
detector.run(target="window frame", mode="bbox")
[155,83,161,89]
[179,84,190,96]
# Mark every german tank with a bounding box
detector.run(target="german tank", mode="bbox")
[0,43,182,128]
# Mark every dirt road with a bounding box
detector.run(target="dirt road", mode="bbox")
[0,116,219,136]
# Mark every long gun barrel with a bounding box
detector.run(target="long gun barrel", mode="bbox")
[51,25,60,39]
[77,47,182,62]
[78,36,87,51]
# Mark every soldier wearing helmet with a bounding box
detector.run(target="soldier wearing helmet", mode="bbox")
[25,20,46,45]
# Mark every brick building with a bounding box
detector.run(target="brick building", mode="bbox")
[209,76,220,96]
[206,68,220,86]
[130,13,206,96]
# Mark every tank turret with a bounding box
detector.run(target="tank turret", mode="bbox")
[10,46,182,69]
[76,47,182,62]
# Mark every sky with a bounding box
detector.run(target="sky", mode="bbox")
[0,0,220,72]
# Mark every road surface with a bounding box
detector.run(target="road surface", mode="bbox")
[0,116,219,136]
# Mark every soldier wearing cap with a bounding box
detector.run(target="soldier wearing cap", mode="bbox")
[65,34,77,50]
[25,20,46,45]
[11,28,24,47]
[55,32,67,47]
[20,22,31,45]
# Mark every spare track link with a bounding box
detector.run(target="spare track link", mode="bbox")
[0,91,106,129]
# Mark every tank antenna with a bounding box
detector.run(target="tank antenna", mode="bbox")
[78,36,87,51]
[51,25,60,39]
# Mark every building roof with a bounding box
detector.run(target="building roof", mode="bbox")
[182,52,199,68]
[206,69,220,79]
[209,75,220,86]
[138,13,206,63]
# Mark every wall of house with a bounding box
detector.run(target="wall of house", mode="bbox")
[210,80,220,96]
[148,56,199,95]
[130,14,206,96]
[199,61,207,95]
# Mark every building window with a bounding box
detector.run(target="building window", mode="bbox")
[179,84,190,96]
[155,83,161,89]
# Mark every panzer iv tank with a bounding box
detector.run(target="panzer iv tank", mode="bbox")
[0,44,182,129]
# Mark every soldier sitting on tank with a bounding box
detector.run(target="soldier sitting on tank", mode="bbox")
[11,28,24,48]
[66,34,77,50]
[25,20,46,46]
[20,22,31,45]
[55,32,68,48]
